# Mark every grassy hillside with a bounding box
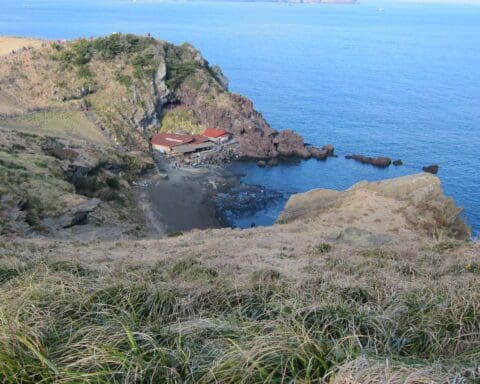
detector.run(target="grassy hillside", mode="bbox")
[0,34,230,149]
[0,126,153,237]
[0,238,478,382]
[0,110,109,144]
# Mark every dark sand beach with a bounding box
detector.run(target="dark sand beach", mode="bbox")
[137,157,237,236]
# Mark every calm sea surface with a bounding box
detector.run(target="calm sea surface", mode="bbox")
[1,0,479,235]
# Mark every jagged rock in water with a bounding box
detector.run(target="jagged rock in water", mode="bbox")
[322,144,335,156]
[217,184,284,220]
[267,158,279,167]
[423,164,439,174]
[345,154,392,168]
[308,146,328,159]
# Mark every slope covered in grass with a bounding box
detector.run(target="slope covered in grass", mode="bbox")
[0,110,109,144]
[0,235,478,383]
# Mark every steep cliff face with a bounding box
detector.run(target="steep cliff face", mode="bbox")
[0,34,314,158]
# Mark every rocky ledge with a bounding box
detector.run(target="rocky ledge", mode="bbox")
[278,173,470,241]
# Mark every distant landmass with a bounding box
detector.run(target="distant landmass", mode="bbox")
[225,0,357,3]
[267,0,357,3]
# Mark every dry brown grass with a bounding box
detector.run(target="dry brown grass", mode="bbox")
[330,357,464,383]
[0,236,478,382]
[0,110,109,144]
[0,36,45,57]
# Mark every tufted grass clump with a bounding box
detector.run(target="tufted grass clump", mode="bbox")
[312,242,333,255]
[0,245,479,383]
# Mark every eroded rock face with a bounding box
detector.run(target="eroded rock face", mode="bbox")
[0,127,153,238]
[275,130,311,159]
[210,65,229,91]
[44,198,101,230]
[278,173,471,241]
[0,34,324,161]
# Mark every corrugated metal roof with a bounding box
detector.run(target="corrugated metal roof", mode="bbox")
[202,127,228,138]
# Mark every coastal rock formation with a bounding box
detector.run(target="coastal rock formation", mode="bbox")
[345,154,392,168]
[275,130,311,158]
[0,34,321,160]
[278,173,470,240]
[423,164,439,174]
[216,184,284,223]
[307,144,335,160]
[267,158,279,167]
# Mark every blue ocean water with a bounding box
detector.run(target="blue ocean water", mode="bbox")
[1,0,479,234]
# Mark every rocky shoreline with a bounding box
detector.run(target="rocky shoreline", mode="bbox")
[0,34,452,239]
[141,145,449,235]
[138,153,291,234]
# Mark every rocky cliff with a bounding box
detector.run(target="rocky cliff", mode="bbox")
[0,126,153,238]
[0,34,319,159]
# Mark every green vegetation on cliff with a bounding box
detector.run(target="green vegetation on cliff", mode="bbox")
[0,127,152,236]
[0,34,232,236]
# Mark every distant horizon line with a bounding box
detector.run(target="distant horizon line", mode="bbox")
[128,0,480,5]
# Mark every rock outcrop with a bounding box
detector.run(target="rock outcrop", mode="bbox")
[423,164,439,174]
[0,127,153,238]
[0,34,326,160]
[345,154,392,168]
[278,173,470,240]
[275,130,310,158]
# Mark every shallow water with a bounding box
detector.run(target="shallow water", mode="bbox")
[1,0,479,234]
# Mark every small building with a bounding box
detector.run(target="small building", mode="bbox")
[202,128,230,144]
[172,135,215,154]
[151,133,215,154]
[151,133,194,153]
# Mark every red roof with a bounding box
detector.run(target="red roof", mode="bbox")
[190,135,210,145]
[202,128,228,138]
[151,133,210,149]
[151,133,193,149]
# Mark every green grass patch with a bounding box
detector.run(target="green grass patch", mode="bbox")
[0,110,108,144]
[160,108,203,135]
[311,242,333,255]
